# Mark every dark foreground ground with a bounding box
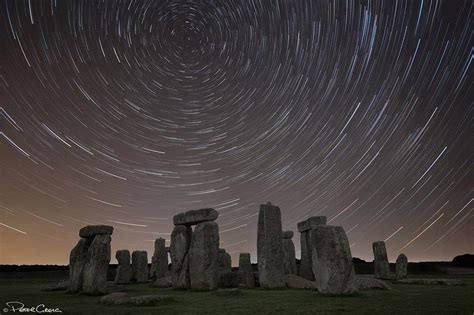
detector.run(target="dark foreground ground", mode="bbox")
[0,273,473,314]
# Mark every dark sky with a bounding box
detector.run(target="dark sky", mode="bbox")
[0,0,472,265]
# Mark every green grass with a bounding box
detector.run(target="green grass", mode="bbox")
[0,276,473,314]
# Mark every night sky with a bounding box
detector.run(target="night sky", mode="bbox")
[1,0,472,265]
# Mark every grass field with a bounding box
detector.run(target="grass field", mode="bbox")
[0,274,473,314]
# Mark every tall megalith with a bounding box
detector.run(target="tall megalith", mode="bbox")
[257,203,286,288]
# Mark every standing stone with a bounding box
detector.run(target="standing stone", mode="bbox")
[82,235,111,295]
[299,231,313,280]
[396,253,408,280]
[282,231,297,275]
[69,238,91,293]
[189,221,220,289]
[298,216,326,280]
[373,241,391,279]
[131,251,148,283]
[170,225,192,289]
[217,249,232,287]
[217,249,232,274]
[311,225,355,295]
[150,238,168,280]
[115,250,131,284]
[282,230,294,239]
[239,253,255,288]
[257,203,286,288]
[173,208,219,226]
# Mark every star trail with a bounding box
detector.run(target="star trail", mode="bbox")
[0,0,472,265]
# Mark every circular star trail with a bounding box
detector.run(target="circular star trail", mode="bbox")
[0,0,472,265]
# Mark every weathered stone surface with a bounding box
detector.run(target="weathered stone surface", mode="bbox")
[125,295,173,306]
[43,280,69,292]
[299,231,314,280]
[238,253,255,288]
[83,235,111,295]
[69,238,91,293]
[170,225,192,289]
[217,248,232,275]
[311,225,356,295]
[173,208,219,226]
[189,221,219,289]
[99,293,173,306]
[297,216,326,233]
[298,217,326,281]
[257,203,286,288]
[151,276,173,288]
[396,253,408,280]
[114,250,131,284]
[355,275,391,290]
[105,283,127,294]
[253,271,260,287]
[98,292,129,305]
[150,238,168,280]
[79,225,113,238]
[373,241,391,279]
[396,278,464,286]
[131,251,148,283]
[282,230,294,239]
[218,271,240,288]
[285,274,317,289]
[283,238,297,275]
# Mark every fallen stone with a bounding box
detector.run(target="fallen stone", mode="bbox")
[285,274,317,289]
[311,225,356,295]
[79,225,113,238]
[98,292,129,305]
[355,275,391,290]
[43,280,69,291]
[173,208,219,226]
[125,295,173,306]
[170,225,192,289]
[396,278,464,286]
[373,241,391,279]
[131,250,149,283]
[396,253,408,280]
[238,253,255,288]
[257,203,286,288]
[297,216,326,233]
[189,221,219,289]
[115,250,131,284]
[82,235,112,295]
[69,238,91,293]
[98,293,173,306]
